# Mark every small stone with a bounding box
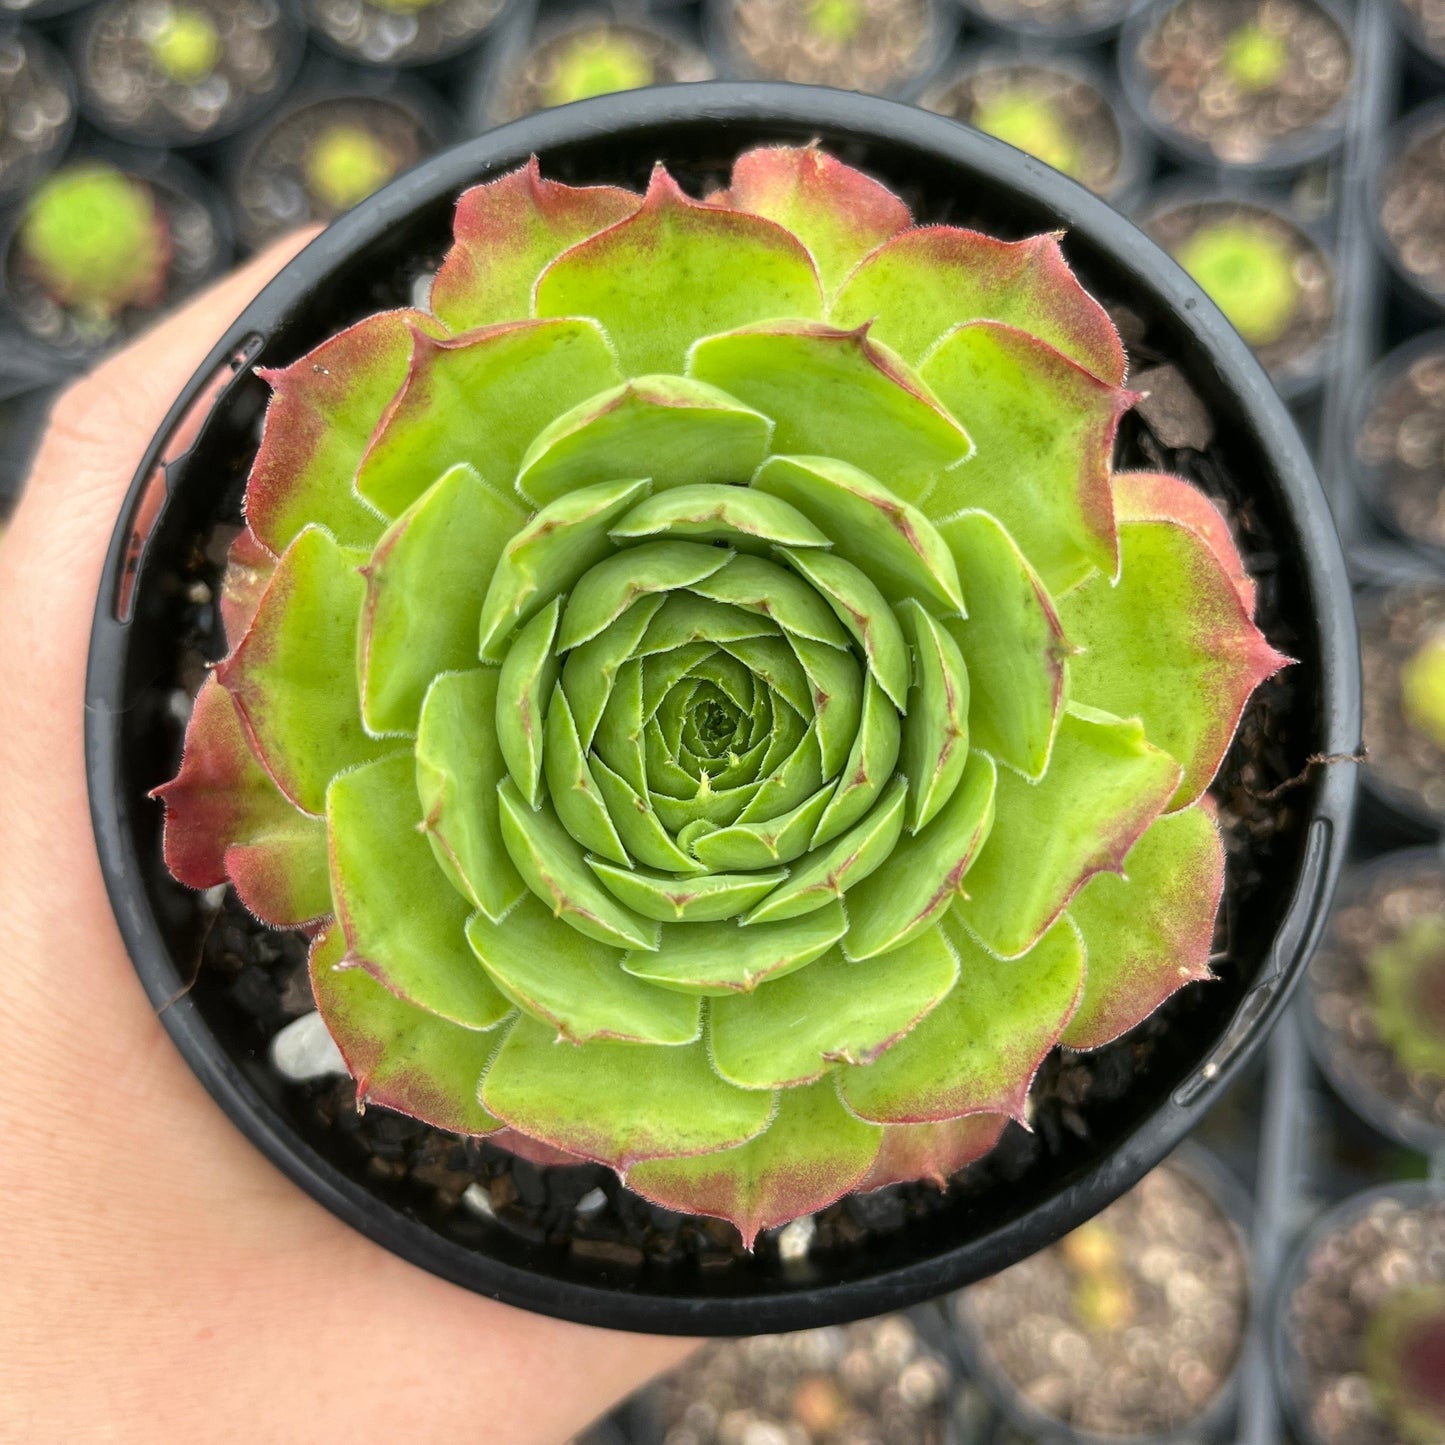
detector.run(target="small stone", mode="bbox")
[575,1186,608,1217]
[268,1010,347,1082]
[461,1182,495,1219]
[1133,365,1215,453]
[777,1216,815,1264]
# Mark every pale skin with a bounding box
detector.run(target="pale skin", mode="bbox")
[0,237,695,1443]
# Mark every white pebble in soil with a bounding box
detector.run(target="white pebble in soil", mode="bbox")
[776,1216,815,1265]
[461,1183,495,1219]
[574,1187,608,1217]
[268,1009,346,1082]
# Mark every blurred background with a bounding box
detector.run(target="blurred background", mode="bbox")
[4,0,1445,1440]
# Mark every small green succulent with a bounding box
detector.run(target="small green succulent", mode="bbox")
[1223,22,1289,94]
[148,5,221,85]
[806,0,865,43]
[1368,915,1445,1080]
[1364,1284,1445,1445]
[1172,219,1299,349]
[303,125,400,214]
[1400,631,1445,749]
[971,88,1081,180]
[19,163,169,321]
[541,30,655,107]
[156,146,1284,1242]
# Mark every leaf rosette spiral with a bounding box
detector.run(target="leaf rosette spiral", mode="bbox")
[156,146,1287,1243]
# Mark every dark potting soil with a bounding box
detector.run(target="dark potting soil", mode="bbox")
[5,168,225,353]
[722,0,933,95]
[1134,0,1352,166]
[958,1159,1249,1437]
[1308,858,1445,1147]
[305,0,506,68]
[1358,342,1445,554]
[1380,117,1445,306]
[923,62,1124,199]
[0,31,73,202]
[494,23,713,126]
[231,95,437,248]
[77,0,296,145]
[138,159,1313,1292]
[1145,199,1335,390]
[1402,0,1445,65]
[1282,1194,1445,1445]
[1359,582,1445,824]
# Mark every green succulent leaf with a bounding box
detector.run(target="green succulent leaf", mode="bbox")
[860,1114,1009,1191]
[495,597,562,807]
[535,165,824,375]
[1058,510,1288,810]
[497,779,660,951]
[721,144,912,297]
[329,753,512,1029]
[936,510,1068,779]
[689,323,973,505]
[429,157,640,331]
[830,227,1126,382]
[897,599,971,833]
[152,676,329,926]
[610,482,830,553]
[921,322,1130,593]
[477,477,651,662]
[480,1017,776,1169]
[415,668,527,922]
[956,706,1182,959]
[839,914,1084,1123]
[627,1080,883,1249]
[623,901,848,994]
[588,859,788,923]
[517,376,773,508]
[310,925,506,1137]
[359,462,516,735]
[248,310,444,555]
[754,455,964,613]
[842,752,996,959]
[711,929,959,1089]
[465,896,699,1045]
[215,527,393,814]
[1062,803,1224,1050]
[358,320,620,517]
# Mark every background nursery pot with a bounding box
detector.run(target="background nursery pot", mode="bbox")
[85,82,1359,1336]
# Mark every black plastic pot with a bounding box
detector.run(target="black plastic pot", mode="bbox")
[954,0,1129,45]
[0,25,76,206]
[1371,100,1445,324]
[1118,0,1356,177]
[85,81,1359,1336]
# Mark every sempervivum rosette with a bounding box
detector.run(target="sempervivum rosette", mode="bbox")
[156,146,1286,1244]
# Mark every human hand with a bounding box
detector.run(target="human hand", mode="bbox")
[0,239,694,1445]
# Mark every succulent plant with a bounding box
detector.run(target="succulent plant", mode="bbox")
[1368,915,1445,1080]
[155,145,1285,1242]
[303,124,400,214]
[971,86,1081,181]
[1400,630,1445,750]
[19,162,170,322]
[1364,1283,1445,1445]
[1172,218,1300,350]
[147,4,222,84]
[542,29,656,107]
[1223,21,1290,94]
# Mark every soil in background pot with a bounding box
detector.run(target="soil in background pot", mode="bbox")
[230,91,441,248]
[1307,853,1445,1153]
[1356,336,1445,556]
[1379,110,1445,312]
[922,59,1127,202]
[610,1312,954,1444]
[1400,0,1445,69]
[304,0,507,68]
[1129,0,1352,168]
[716,0,934,96]
[1278,1188,1445,1445]
[955,1156,1250,1440]
[1359,581,1445,829]
[1145,196,1334,396]
[492,19,712,125]
[75,0,301,148]
[0,28,74,205]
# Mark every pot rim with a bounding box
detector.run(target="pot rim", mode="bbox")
[85,80,1360,1336]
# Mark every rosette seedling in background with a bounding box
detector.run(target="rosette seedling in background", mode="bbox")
[156,145,1287,1242]
[1364,1284,1445,1445]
